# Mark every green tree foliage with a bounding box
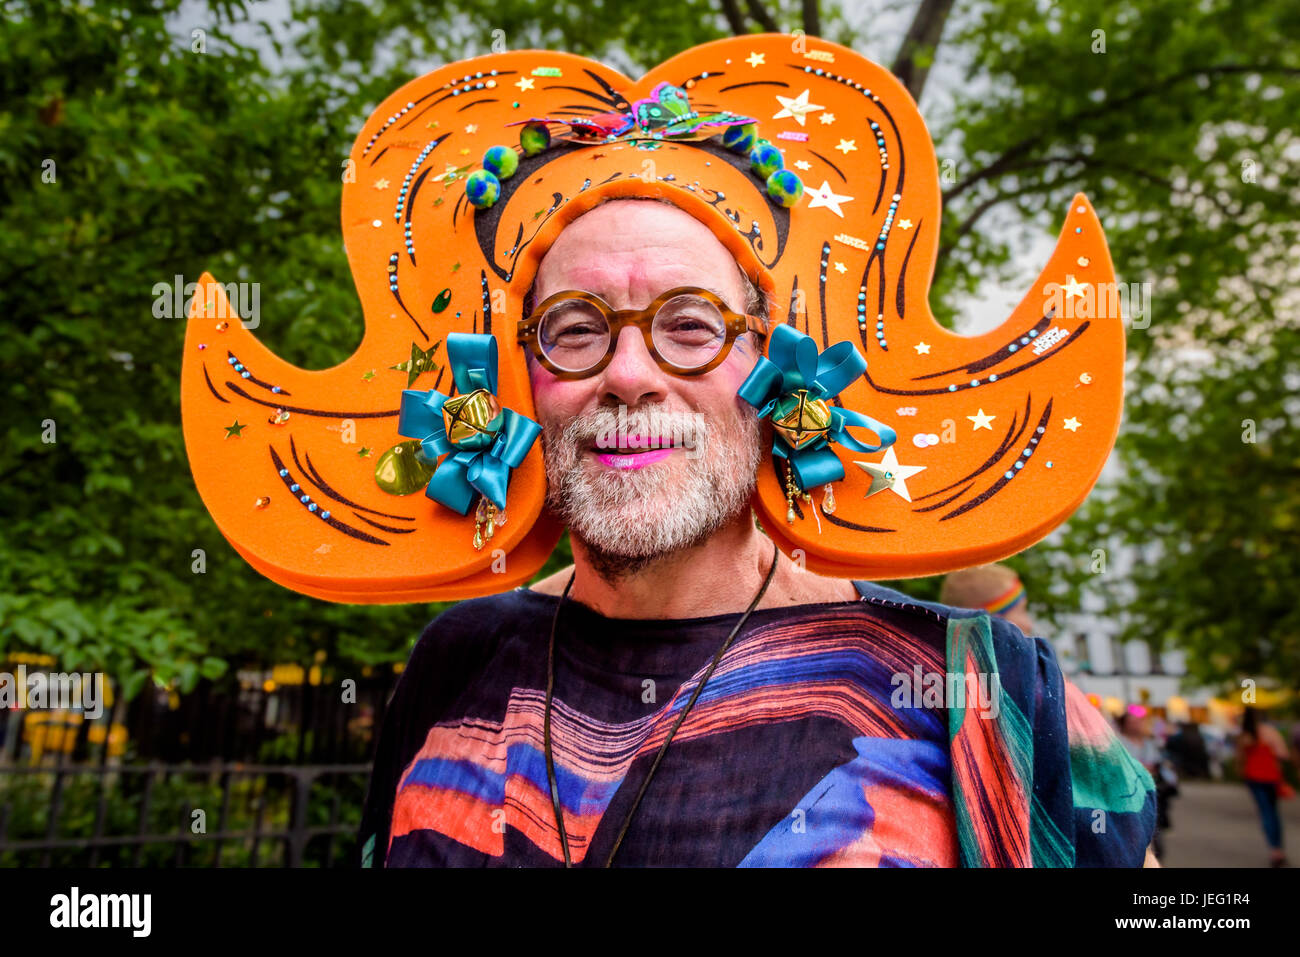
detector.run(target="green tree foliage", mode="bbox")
[0,0,438,697]
[927,0,1299,691]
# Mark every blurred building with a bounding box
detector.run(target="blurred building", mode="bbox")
[1043,517,1222,726]
[1051,627,1220,722]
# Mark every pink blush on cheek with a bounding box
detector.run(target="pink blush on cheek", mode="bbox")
[526,360,583,422]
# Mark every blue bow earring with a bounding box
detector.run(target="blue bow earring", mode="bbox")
[397,333,541,549]
[738,325,896,523]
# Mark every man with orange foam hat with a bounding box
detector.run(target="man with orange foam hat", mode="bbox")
[178,34,1157,867]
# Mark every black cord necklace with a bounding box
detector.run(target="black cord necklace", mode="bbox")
[543,540,781,868]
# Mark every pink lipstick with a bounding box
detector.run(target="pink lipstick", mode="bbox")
[594,447,677,470]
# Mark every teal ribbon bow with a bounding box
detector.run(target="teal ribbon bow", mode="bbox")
[737,324,896,490]
[397,333,541,515]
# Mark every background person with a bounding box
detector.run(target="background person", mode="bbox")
[1119,709,1176,860]
[1237,705,1291,866]
[940,564,1036,637]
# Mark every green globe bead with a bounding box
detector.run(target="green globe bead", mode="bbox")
[750,142,784,179]
[482,145,519,179]
[722,122,757,154]
[765,169,804,208]
[465,169,501,209]
[519,122,552,157]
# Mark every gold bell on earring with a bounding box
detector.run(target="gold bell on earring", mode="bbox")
[770,389,832,451]
[442,389,504,450]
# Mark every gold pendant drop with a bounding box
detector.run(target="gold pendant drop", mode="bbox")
[821,482,837,515]
[784,464,797,523]
[783,463,813,524]
[473,497,498,550]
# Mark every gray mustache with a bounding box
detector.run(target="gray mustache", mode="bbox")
[559,406,710,455]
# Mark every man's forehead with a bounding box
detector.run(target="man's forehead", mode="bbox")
[549,271,736,304]
[540,198,738,264]
[535,252,742,305]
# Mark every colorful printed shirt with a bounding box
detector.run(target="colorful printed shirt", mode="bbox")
[356,580,1155,867]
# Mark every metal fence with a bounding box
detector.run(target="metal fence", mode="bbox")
[0,663,401,768]
[0,661,395,867]
[0,760,370,868]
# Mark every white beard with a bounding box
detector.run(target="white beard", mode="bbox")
[541,401,763,578]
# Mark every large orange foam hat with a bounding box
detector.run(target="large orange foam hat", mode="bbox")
[180,33,1124,603]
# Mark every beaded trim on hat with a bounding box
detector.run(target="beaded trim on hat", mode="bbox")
[462,80,806,212]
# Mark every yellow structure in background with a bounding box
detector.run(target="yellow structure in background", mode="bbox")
[22,711,127,761]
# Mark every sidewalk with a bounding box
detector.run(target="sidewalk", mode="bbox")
[1160,780,1299,867]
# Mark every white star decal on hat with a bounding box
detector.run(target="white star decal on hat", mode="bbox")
[806,180,853,218]
[967,408,996,431]
[773,89,823,126]
[746,51,765,67]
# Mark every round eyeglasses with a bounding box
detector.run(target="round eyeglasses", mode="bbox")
[516,286,769,379]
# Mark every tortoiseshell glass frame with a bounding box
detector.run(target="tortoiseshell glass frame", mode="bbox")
[516,286,769,379]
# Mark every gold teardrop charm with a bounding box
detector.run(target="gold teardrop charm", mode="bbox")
[374,440,437,495]
[821,482,837,515]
